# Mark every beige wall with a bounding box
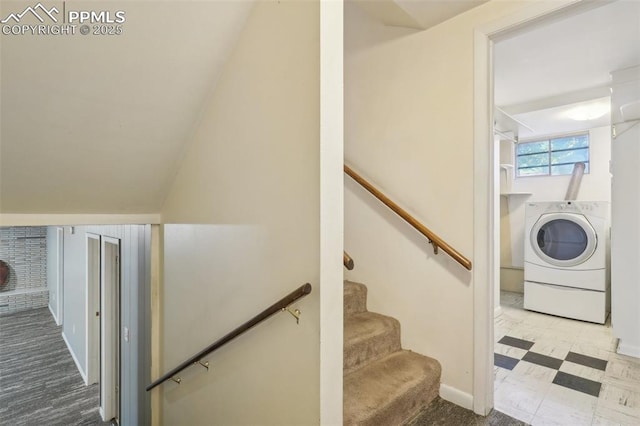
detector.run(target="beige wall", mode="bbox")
[160,1,321,424]
[500,267,525,293]
[344,0,535,404]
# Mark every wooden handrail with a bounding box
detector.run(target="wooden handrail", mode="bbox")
[343,251,354,270]
[146,283,312,391]
[344,164,472,271]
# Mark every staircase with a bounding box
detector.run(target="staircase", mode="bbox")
[343,281,441,426]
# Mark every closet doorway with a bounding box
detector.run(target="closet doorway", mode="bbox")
[100,236,121,424]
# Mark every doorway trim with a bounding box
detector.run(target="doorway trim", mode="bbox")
[472,0,588,415]
[86,233,101,385]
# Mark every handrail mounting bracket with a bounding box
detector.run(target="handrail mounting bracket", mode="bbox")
[428,239,439,255]
[283,306,301,324]
[194,360,209,370]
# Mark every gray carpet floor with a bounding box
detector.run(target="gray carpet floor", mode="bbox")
[407,397,528,426]
[0,308,112,426]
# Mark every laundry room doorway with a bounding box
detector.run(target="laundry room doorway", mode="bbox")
[486,1,640,424]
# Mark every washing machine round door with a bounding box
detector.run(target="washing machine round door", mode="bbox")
[530,212,597,267]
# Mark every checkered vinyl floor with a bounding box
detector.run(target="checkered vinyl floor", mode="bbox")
[495,335,607,397]
[495,291,640,425]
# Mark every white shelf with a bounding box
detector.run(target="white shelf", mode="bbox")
[500,192,532,197]
[494,107,535,141]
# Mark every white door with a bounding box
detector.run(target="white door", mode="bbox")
[611,121,640,355]
[100,237,120,423]
[86,234,101,385]
[56,227,64,326]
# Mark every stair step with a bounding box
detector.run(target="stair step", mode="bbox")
[344,281,367,316]
[344,351,441,426]
[344,312,401,375]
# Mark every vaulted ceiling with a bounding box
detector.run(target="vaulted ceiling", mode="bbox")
[0,1,254,214]
[1,0,540,216]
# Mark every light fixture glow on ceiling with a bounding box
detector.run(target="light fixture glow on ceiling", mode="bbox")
[565,101,610,121]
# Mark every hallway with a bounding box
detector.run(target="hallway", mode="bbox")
[0,308,111,425]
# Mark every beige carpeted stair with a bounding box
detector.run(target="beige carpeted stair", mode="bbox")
[344,280,441,426]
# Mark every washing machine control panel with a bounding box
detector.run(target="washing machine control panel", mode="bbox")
[526,201,609,219]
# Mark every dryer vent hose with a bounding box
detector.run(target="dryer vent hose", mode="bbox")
[565,162,586,201]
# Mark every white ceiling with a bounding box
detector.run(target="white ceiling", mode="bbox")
[494,0,640,139]
[0,1,254,214]
[395,0,489,29]
[350,0,489,30]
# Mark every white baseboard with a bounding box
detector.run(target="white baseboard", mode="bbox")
[440,383,473,410]
[48,304,59,325]
[494,306,503,317]
[62,331,88,385]
[617,340,640,359]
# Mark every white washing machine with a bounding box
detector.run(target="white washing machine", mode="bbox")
[524,201,610,323]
